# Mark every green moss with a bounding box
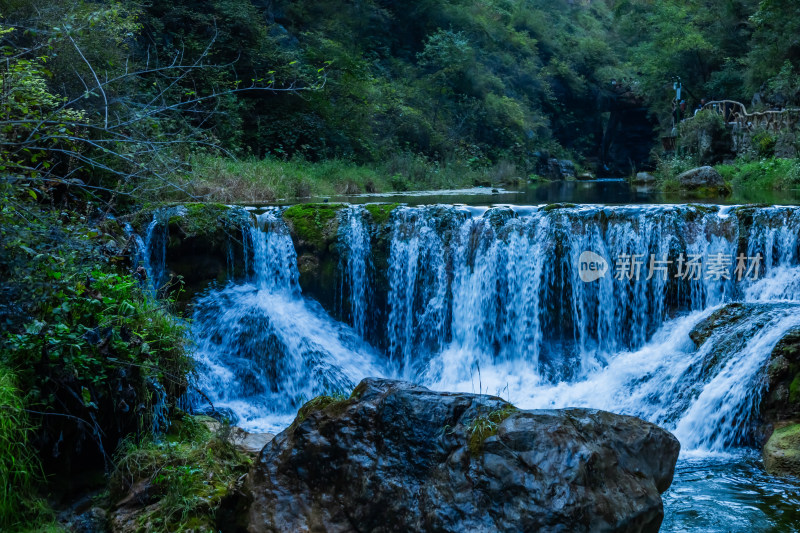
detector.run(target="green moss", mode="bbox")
[290,393,350,430]
[764,423,800,476]
[541,203,577,212]
[790,374,800,404]
[364,203,400,226]
[467,404,518,456]
[282,203,346,251]
[168,203,245,242]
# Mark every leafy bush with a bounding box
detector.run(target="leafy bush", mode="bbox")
[0,190,192,477]
[654,154,698,190]
[752,130,777,158]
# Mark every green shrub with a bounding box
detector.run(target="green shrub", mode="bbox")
[752,130,777,158]
[0,195,192,478]
[716,157,800,190]
[654,154,698,188]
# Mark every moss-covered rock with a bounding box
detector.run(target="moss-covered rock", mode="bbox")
[126,203,251,302]
[363,202,400,226]
[763,326,800,433]
[763,423,800,477]
[674,166,731,196]
[282,203,346,253]
[281,203,346,312]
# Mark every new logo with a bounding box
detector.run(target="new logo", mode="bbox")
[578,251,608,282]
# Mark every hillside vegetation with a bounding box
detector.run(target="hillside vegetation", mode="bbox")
[3,0,800,198]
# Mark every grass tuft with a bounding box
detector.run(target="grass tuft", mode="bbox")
[0,368,49,529]
[466,403,518,456]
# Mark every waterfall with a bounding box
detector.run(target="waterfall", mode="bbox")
[140,202,800,452]
[337,206,372,338]
[189,209,385,433]
[381,204,752,379]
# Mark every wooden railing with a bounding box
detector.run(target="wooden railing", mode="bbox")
[694,100,800,133]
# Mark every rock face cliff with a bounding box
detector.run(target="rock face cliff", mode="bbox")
[241,378,680,533]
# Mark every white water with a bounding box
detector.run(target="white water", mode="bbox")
[189,210,385,433]
[337,206,372,338]
[141,203,800,456]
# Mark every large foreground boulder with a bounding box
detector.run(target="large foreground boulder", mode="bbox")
[243,378,680,532]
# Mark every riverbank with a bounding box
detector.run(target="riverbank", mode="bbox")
[153,155,530,204]
[654,156,800,196]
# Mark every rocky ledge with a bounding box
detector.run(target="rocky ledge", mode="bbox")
[240,378,680,533]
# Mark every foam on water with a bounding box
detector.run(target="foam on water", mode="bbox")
[141,203,800,454]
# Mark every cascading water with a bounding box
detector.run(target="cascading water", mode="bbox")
[125,202,800,443]
[382,204,754,381]
[152,202,800,444]
[189,209,385,432]
[138,201,800,531]
[337,206,372,338]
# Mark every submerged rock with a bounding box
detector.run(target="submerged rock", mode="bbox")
[763,423,800,476]
[243,378,680,533]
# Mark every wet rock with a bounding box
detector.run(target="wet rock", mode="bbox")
[763,422,800,476]
[233,430,275,455]
[282,203,345,311]
[577,172,595,181]
[675,166,729,194]
[762,326,800,435]
[243,378,680,533]
[546,158,577,180]
[67,507,109,533]
[633,172,656,185]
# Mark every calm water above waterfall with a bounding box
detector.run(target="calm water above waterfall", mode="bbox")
[282,179,800,207]
[141,201,800,532]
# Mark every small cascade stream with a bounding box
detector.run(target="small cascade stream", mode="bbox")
[139,202,800,531]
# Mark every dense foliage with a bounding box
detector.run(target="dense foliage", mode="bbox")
[4,0,799,190]
[0,188,192,527]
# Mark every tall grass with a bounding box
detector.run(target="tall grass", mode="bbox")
[0,368,44,529]
[151,153,525,203]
